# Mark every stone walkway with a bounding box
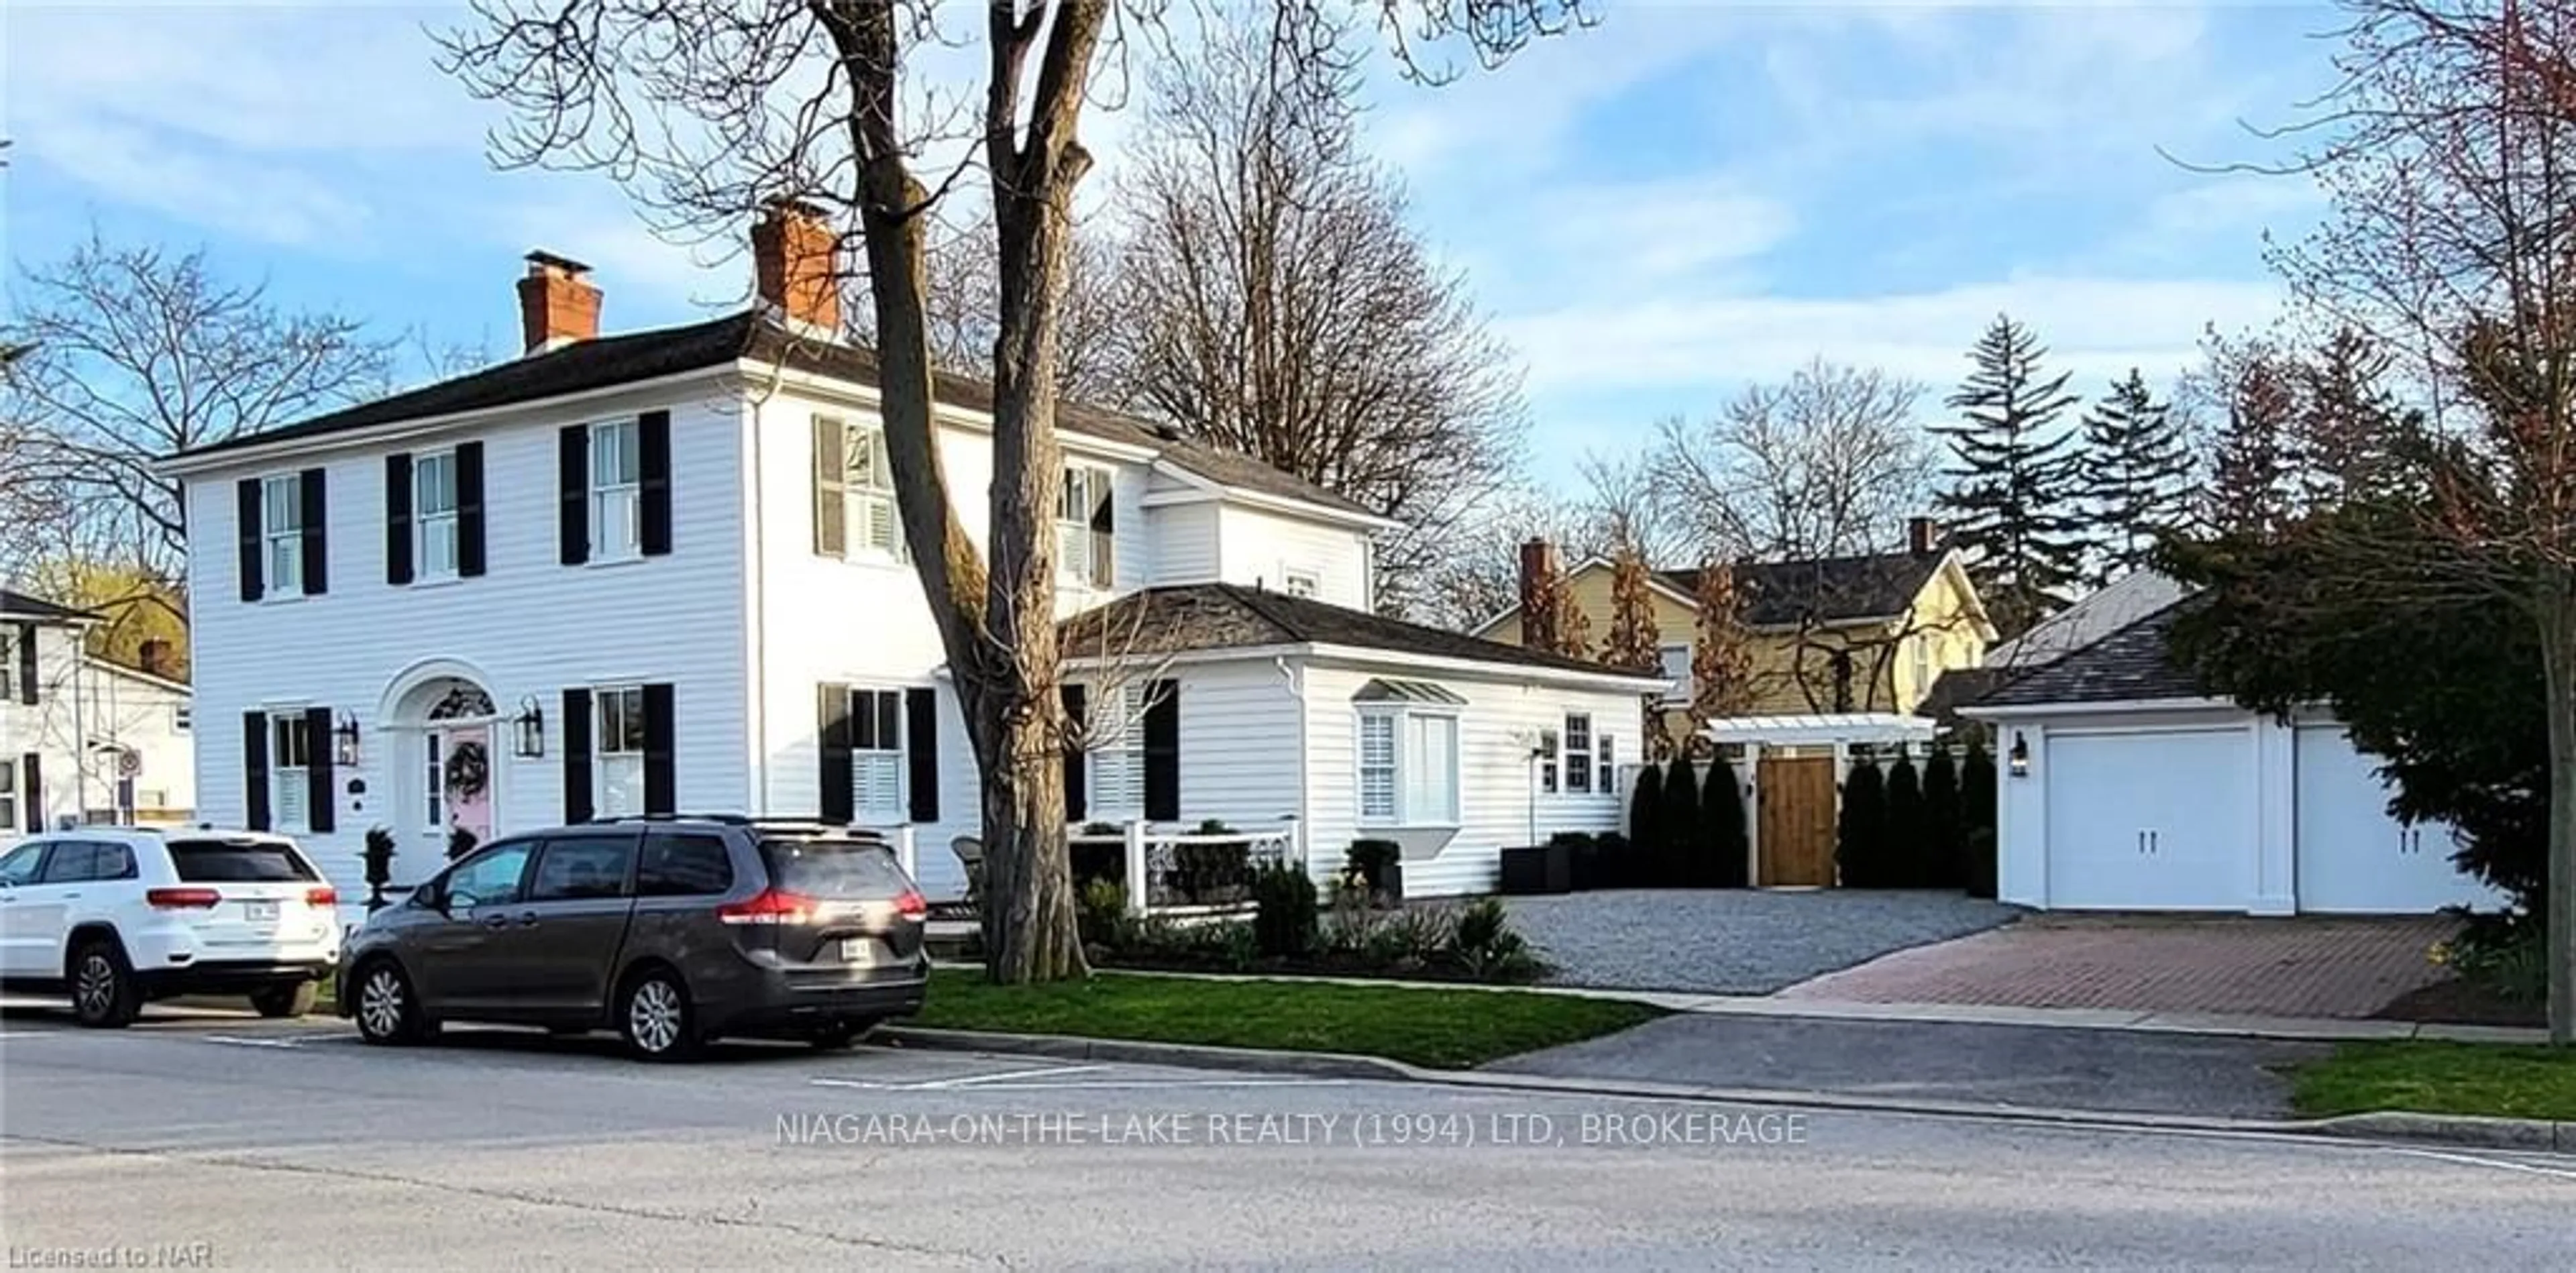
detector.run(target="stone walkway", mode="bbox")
[1774,914,2459,1019]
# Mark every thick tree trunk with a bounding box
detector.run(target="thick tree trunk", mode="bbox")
[973,704,1084,981]
[2538,568,2576,1046]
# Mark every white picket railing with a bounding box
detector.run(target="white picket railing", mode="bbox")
[1068,819,1303,918]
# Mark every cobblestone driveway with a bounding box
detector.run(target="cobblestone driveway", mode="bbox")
[1503,889,2019,995]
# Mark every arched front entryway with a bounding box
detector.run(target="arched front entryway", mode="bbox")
[380,662,504,881]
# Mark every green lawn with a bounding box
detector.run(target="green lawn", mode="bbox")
[911,969,1664,1070]
[2292,1041,2576,1122]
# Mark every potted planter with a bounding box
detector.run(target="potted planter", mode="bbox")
[1344,839,1404,907]
[1499,841,1572,895]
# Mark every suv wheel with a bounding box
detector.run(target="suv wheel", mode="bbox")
[250,981,319,1019]
[70,939,141,1029]
[352,960,431,1046]
[618,968,700,1061]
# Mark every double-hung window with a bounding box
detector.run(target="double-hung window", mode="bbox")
[415,449,460,580]
[1563,713,1595,794]
[1358,710,1459,826]
[589,420,643,562]
[1087,682,1150,818]
[270,713,312,830]
[0,758,15,830]
[262,476,305,598]
[1912,634,1935,699]
[1658,642,1692,703]
[1538,728,1560,794]
[816,417,903,560]
[848,688,905,820]
[1057,465,1115,589]
[594,685,647,817]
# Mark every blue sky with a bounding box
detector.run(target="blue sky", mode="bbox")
[3,1,2342,484]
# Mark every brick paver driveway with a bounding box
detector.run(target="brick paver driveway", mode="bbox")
[1773,914,2457,1019]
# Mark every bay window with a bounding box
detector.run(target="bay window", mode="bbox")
[1358,709,1458,826]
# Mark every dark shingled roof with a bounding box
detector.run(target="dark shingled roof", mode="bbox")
[1972,597,2214,708]
[1657,550,1949,628]
[174,312,1372,518]
[0,590,93,623]
[1063,583,1656,679]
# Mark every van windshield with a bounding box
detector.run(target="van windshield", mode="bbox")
[756,838,910,899]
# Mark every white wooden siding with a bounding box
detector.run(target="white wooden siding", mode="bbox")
[1216,504,1372,608]
[1145,502,1222,586]
[0,627,195,842]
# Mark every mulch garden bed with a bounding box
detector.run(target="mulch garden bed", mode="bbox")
[2373,976,2545,1028]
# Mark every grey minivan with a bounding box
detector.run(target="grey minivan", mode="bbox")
[336,816,928,1059]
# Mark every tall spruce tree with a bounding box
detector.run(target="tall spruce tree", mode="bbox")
[1703,754,1750,888]
[1883,753,1927,889]
[1658,753,1701,887]
[1921,745,1964,891]
[1960,738,1999,899]
[1836,761,1888,888]
[2079,368,2195,584]
[1937,315,2087,637]
[2206,350,2304,536]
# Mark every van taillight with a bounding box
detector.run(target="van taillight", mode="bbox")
[146,888,221,909]
[715,888,818,926]
[305,886,338,907]
[894,889,928,921]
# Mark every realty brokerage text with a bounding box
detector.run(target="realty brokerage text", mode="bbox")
[780,1109,1811,1150]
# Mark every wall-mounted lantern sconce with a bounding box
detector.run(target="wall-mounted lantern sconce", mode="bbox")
[333,712,362,767]
[512,697,547,759]
[2008,731,2031,778]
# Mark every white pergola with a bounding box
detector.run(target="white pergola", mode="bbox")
[1699,713,1938,887]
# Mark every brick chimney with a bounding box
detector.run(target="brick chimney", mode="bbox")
[1907,516,1942,557]
[751,199,843,334]
[1517,537,1560,651]
[137,639,172,679]
[516,251,600,355]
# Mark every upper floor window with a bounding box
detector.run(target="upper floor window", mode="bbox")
[589,420,643,562]
[0,631,13,700]
[270,712,312,830]
[1563,712,1595,794]
[1283,569,1321,600]
[594,685,647,818]
[1911,632,1935,697]
[814,416,903,561]
[262,476,306,598]
[1057,465,1115,589]
[415,449,460,580]
[1658,642,1692,703]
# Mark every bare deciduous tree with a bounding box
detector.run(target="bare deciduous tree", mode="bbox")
[1655,359,1934,563]
[440,0,1585,983]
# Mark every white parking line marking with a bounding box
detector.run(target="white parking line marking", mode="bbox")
[2389,1147,2576,1180]
[956,1078,1359,1091]
[201,1034,305,1049]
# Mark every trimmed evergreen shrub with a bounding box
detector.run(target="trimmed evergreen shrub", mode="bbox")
[1883,754,1926,889]
[1837,761,1888,887]
[1658,753,1701,887]
[1250,863,1320,959]
[1961,739,1999,899]
[1702,755,1750,887]
[1921,746,1964,891]
[1625,763,1665,889]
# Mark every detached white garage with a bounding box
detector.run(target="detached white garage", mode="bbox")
[1967,600,2501,916]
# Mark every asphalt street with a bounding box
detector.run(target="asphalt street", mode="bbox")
[1,1003,2571,1270]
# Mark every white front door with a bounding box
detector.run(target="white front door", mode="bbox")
[2043,730,2255,910]
[2293,724,2501,914]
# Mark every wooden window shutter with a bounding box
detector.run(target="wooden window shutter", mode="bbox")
[235,478,265,602]
[561,687,593,822]
[639,409,673,556]
[905,687,939,824]
[1059,683,1087,823]
[19,752,40,834]
[456,441,488,577]
[813,417,845,557]
[641,682,676,815]
[305,705,337,834]
[817,685,853,823]
[299,467,329,596]
[1143,679,1181,822]
[558,425,589,565]
[1087,473,1115,588]
[241,712,271,832]
[13,623,34,706]
[385,453,415,586]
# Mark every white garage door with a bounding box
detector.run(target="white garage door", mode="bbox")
[2043,730,2255,909]
[2294,725,2497,914]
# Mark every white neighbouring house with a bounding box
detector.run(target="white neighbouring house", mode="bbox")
[0,591,197,846]
[164,207,1660,914]
[1962,583,2502,916]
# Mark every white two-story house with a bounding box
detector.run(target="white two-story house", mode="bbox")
[1,590,196,844]
[165,204,1659,907]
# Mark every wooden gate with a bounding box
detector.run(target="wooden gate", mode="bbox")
[1757,756,1838,887]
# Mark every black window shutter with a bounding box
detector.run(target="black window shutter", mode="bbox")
[236,478,265,602]
[558,425,589,565]
[241,713,270,832]
[19,752,40,833]
[456,441,488,577]
[561,688,593,823]
[14,622,35,706]
[305,705,336,834]
[1060,683,1087,823]
[641,683,676,815]
[905,687,940,823]
[639,409,673,556]
[812,417,845,557]
[384,453,415,586]
[1143,679,1181,822]
[818,685,853,824]
[299,467,329,596]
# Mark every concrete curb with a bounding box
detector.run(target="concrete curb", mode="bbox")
[874,1026,2574,1155]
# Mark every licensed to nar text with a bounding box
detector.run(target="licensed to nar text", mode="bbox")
[7,1246,217,1270]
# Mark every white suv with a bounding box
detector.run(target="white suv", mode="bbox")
[0,828,342,1027]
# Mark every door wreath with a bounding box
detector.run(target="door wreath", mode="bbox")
[443,738,490,800]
